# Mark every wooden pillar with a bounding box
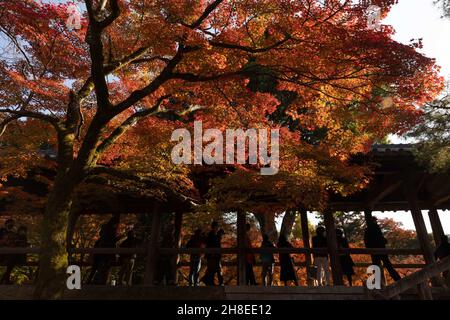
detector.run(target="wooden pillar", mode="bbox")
[405,188,435,265]
[428,207,445,247]
[144,203,162,285]
[172,211,183,284]
[300,208,313,286]
[323,209,343,285]
[237,211,247,286]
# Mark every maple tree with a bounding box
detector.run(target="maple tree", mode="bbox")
[408,89,450,173]
[0,0,444,298]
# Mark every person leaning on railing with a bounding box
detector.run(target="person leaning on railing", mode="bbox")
[435,235,450,285]
[0,225,29,284]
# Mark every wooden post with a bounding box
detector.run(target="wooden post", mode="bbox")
[405,188,435,265]
[172,211,183,284]
[323,209,344,285]
[300,208,313,286]
[237,211,247,286]
[144,203,162,285]
[428,207,445,247]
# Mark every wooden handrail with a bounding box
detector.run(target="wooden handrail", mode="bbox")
[0,247,423,255]
[379,256,450,299]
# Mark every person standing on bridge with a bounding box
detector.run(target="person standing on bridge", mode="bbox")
[86,214,120,285]
[260,234,275,286]
[245,223,257,285]
[364,216,401,282]
[202,221,224,286]
[336,228,355,286]
[277,234,298,286]
[0,225,29,284]
[186,229,204,286]
[118,228,138,286]
[312,226,331,286]
[435,235,450,285]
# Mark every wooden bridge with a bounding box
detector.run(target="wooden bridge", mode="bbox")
[1,144,449,299]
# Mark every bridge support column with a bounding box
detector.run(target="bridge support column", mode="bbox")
[237,211,247,286]
[144,203,162,285]
[405,189,435,265]
[324,209,343,285]
[300,208,313,286]
[428,207,445,247]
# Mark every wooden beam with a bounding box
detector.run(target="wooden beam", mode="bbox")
[405,186,435,265]
[323,209,343,286]
[144,204,162,285]
[237,211,247,286]
[381,256,450,299]
[300,208,313,286]
[434,192,450,206]
[366,180,403,208]
[428,207,445,247]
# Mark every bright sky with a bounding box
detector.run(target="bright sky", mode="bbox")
[379,0,450,234]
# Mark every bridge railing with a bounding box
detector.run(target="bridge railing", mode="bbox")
[374,255,450,300]
[0,247,426,269]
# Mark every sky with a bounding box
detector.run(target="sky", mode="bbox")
[377,0,450,233]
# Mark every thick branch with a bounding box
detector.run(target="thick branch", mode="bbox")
[88,166,199,205]
[0,109,60,126]
[209,35,292,53]
[96,95,170,155]
[182,0,224,29]
[0,115,20,137]
[85,0,121,109]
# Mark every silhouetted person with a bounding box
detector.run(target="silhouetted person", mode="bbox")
[87,215,120,285]
[0,219,15,269]
[364,216,401,281]
[118,229,137,286]
[202,221,224,286]
[186,229,204,286]
[277,234,298,286]
[260,234,275,286]
[336,228,355,286]
[155,226,177,286]
[435,235,450,260]
[435,235,450,284]
[0,225,28,284]
[0,219,15,241]
[245,223,257,285]
[312,226,331,286]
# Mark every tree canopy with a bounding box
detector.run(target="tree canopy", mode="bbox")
[0,0,445,298]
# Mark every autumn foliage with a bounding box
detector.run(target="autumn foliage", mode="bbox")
[0,0,445,297]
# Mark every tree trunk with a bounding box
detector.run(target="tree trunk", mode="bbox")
[34,175,78,299]
[254,212,278,242]
[280,209,297,239]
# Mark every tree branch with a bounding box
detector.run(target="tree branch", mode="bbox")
[209,34,292,53]
[0,109,61,136]
[88,165,199,205]
[95,95,170,155]
[181,0,224,29]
